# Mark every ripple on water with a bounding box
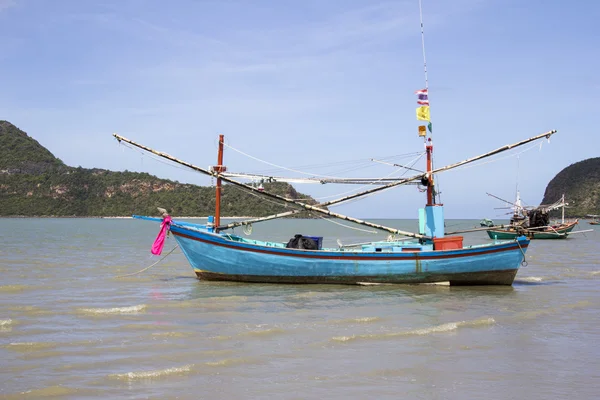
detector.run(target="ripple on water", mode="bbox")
[516,276,544,283]
[77,304,147,315]
[3,385,80,399]
[238,327,286,337]
[330,316,382,324]
[109,364,195,380]
[6,305,53,316]
[204,296,248,303]
[4,341,59,352]
[204,357,257,367]
[0,285,36,293]
[331,317,495,343]
[513,300,592,320]
[150,331,195,338]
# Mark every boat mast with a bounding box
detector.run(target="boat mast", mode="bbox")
[419,0,429,93]
[213,134,226,231]
[419,0,436,207]
[425,139,434,205]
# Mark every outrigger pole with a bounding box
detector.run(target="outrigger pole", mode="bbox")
[113,130,556,238]
[219,130,557,230]
[113,134,428,239]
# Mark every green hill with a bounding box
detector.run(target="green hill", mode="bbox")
[0,120,65,172]
[0,121,319,217]
[541,157,600,217]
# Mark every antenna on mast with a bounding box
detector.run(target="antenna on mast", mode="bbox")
[419,0,429,91]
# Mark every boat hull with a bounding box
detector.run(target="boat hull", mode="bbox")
[486,221,578,240]
[171,225,528,286]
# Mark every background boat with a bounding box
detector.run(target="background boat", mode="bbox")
[485,193,581,239]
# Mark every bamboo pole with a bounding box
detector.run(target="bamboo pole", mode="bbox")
[309,130,557,209]
[223,129,558,228]
[113,134,428,239]
[445,224,514,235]
[114,129,556,238]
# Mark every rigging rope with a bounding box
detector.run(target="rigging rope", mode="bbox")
[223,141,425,181]
[317,215,378,234]
[118,142,205,175]
[248,152,424,176]
[454,142,542,172]
[311,152,426,202]
[223,142,347,179]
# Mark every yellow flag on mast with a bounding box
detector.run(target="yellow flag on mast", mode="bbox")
[416,106,430,122]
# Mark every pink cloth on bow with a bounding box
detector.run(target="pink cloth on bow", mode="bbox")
[151,215,172,255]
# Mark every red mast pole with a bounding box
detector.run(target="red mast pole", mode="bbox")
[426,138,434,206]
[214,134,226,231]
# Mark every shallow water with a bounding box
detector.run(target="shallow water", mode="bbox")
[1,218,599,399]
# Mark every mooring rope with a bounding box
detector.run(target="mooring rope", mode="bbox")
[515,239,528,267]
[116,245,179,278]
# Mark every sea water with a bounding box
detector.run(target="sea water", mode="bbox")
[1,218,599,399]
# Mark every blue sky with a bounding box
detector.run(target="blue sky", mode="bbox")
[1,0,598,218]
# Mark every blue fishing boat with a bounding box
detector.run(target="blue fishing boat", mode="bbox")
[167,222,529,285]
[114,2,555,286]
[115,128,556,286]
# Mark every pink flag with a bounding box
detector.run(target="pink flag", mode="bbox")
[151,215,172,255]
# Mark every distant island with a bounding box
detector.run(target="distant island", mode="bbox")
[541,157,600,217]
[0,120,320,218]
[1,120,599,218]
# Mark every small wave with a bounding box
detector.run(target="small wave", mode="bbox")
[516,276,544,282]
[289,291,344,300]
[291,291,322,298]
[331,316,381,324]
[210,335,233,341]
[78,305,146,315]
[20,350,63,360]
[5,342,58,352]
[120,323,172,331]
[7,305,51,316]
[332,317,495,342]
[0,285,32,293]
[110,364,194,380]
[204,358,254,367]
[515,301,592,320]
[151,331,192,338]
[157,299,206,309]
[207,296,248,303]
[239,327,286,337]
[201,349,235,356]
[7,385,79,398]
[331,335,356,342]
[361,368,412,378]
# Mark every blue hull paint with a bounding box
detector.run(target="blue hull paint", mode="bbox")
[169,224,529,286]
